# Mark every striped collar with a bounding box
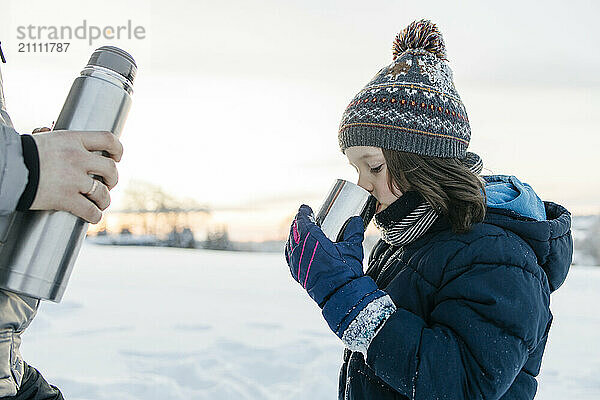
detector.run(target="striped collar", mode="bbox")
[374,191,439,247]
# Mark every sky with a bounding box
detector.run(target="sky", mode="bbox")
[0,0,598,240]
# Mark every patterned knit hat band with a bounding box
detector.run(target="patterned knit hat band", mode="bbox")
[338,20,471,159]
[339,123,468,158]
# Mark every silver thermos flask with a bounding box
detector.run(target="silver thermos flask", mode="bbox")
[0,46,136,302]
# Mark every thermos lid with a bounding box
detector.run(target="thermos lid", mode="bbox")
[87,46,137,84]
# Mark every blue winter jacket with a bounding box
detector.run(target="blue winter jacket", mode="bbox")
[338,175,573,400]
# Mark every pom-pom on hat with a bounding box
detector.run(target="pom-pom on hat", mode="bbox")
[338,19,476,166]
[392,19,447,61]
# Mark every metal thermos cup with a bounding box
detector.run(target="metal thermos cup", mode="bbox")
[315,179,377,242]
[0,46,136,302]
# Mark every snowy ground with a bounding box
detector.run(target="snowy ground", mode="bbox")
[20,244,600,399]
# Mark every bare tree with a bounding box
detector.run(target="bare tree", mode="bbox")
[121,179,181,212]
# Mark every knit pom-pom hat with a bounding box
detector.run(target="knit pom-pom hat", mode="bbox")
[338,20,476,165]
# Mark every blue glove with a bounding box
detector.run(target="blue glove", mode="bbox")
[285,204,364,306]
[285,205,395,344]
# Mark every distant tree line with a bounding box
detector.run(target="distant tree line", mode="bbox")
[579,217,600,265]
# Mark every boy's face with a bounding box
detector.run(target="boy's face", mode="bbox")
[345,146,402,213]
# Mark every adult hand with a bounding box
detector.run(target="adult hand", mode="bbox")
[29,130,123,224]
[31,127,50,134]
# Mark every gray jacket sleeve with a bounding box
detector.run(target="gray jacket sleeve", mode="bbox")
[0,124,27,216]
[0,63,42,398]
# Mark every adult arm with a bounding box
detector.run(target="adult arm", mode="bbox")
[0,124,28,215]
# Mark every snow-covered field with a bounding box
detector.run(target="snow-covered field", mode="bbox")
[20,244,600,399]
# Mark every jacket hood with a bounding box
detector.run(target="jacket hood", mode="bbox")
[482,175,573,292]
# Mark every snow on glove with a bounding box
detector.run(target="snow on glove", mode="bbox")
[284,204,397,355]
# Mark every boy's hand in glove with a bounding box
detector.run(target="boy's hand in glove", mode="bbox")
[284,205,396,352]
[285,204,365,307]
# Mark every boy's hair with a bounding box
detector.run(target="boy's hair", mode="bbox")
[382,149,487,234]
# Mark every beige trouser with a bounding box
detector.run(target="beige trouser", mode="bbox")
[0,290,39,397]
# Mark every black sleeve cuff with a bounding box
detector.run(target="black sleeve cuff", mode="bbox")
[16,134,40,211]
